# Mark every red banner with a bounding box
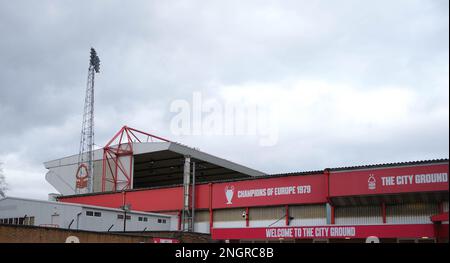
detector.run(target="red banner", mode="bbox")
[211,224,449,240]
[330,164,449,197]
[212,175,326,209]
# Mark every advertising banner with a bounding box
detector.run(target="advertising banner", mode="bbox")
[329,164,448,197]
[212,175,326,209]
[211,224,448,240]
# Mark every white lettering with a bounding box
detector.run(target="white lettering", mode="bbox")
[381,176,395,186]
[265,228,293,238]
[415,173,448,184]
[330,227,356,237]
[237,188,267,198]
[274,186,296,196]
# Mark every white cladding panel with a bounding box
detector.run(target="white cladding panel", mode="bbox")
[335,205,382,225]
[45,164,78,196]
[92,160,104,193]
[79,208,170,232]
[111,155,133,191]
[45,153,132,194]
[194,210,210,233]
[249,206,285,227]
[386,203,438,224]
[0,198,173,232]
[170,216,179,231]
[213,208,245,228]
[289,204,327,226]
[44,149,104,195]
[194,222,210,233]
[0,197,82,227]
[443,201,449,213]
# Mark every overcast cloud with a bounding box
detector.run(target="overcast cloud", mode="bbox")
[0,0,448,199]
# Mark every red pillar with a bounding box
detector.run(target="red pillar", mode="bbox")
[439,202,444,214]
[285,205,289,226]
[382,202,386,224]
[435,202,444,242]
[209,183,213,233]
[330,205,335,225]
[245,207,249,227]
[178,210,182,231]
[325,169,335,225]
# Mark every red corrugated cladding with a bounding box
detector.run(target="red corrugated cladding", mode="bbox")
[59,163,448,212]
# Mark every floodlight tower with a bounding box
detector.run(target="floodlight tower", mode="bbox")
[76,48,100,194]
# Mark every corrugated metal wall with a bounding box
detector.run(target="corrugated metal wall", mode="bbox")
[209,202,445,229]
[289,204,326,226]
[194,210,210,233]
[214,205,327,228]
[213,208,245,228]
[335,205,382,225]
[443,201,449,213]
[386,203,438,224]
[249,206,285,227]
[443,201,449,224]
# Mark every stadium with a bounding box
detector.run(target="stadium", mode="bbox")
[37,126,449,243]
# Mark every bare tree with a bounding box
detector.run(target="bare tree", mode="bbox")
[0,162,8,198]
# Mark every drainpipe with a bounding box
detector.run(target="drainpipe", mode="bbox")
[285,205,289,226]
[178,210,182,231]
[324,169,335,224]
[182,156,191,231]
[209,183,213,234]
[76,212,82,230]
[68,219,74,229]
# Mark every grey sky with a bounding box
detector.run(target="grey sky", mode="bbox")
[0,0,448,199]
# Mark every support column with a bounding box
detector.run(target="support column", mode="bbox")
[324,169,335,225]
[381,202,386,224]
[178,210,182,231]
[285,205,289,226]
[326,203,335,224]
[436,201,444,242]
[245,207,249,227]
[209,183,213,234]
[330,205,335,224]
[439,201,444,214]
[182,156,192,231]
[191,161,196,232]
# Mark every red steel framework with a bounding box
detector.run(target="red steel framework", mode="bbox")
[101,126,170,192]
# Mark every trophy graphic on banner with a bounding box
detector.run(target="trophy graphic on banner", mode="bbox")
[368,174,376,190]
[225,185,235,204]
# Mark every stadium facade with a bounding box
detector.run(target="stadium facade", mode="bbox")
[42,126,449,243]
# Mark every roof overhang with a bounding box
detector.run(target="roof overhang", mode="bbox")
[330,191,449,206]
[44,141,266,192]
[132,142,265,188]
